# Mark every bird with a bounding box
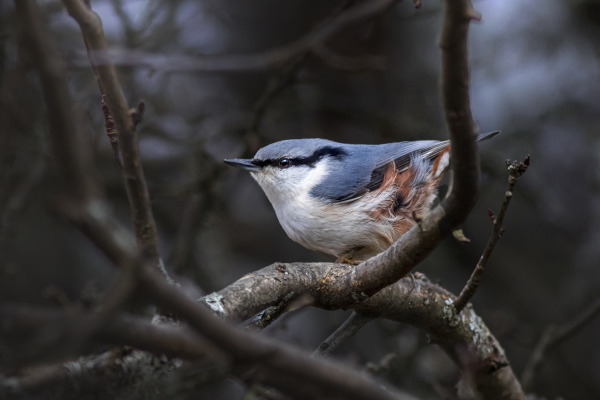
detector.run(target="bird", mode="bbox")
[224,131,498,263]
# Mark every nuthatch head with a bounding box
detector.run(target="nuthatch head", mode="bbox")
[225,131,498,263]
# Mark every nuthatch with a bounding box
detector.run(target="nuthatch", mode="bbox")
[225,131,498,263]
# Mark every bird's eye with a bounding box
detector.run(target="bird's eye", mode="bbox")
[278,158,291,168]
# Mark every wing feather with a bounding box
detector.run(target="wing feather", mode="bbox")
[311,131,498,203]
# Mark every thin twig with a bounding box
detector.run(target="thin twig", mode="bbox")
[314,312,375,356]
[453,155,530,313]
[521,297,600,391]
[62,0,162,272]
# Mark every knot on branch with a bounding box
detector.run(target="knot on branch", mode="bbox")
[129,101,145,128]
[505,155,530,184]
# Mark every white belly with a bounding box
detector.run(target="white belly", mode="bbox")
[273,192,397,258]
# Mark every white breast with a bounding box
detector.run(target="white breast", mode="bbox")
[251,161,397,258]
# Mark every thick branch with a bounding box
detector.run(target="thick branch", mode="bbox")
[203,263,525,399]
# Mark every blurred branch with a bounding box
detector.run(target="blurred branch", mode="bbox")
[62,0,162,271]
[454,155,530,313]
[314,312,375,356]
[69,0,400,72]
[15,0,97,202]
[0,305,217,365]
[202,264,525,399]
[521,297,600,391]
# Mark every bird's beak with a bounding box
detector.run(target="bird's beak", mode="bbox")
[224,158,261,171]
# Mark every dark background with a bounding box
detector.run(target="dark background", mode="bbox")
[1,0,599,398]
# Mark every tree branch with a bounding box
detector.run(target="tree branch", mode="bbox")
[62,0,161,269]
[202,263,525,399]
[454,155,530,312]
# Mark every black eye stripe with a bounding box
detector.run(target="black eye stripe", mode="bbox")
[253,146,347,169]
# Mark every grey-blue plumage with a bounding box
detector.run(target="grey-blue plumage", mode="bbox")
[224,131,498,261]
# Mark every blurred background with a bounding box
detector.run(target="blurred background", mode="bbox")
[1,0,599,398]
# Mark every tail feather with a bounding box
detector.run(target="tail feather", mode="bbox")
[477,130,500,142]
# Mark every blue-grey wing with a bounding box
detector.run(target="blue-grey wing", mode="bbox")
[310,140,446,202]
[314,131,499,202]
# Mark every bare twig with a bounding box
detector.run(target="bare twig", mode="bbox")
[521,297,600,391]
[314,312,375,356]
[62,0,162,271]
[453,155,530,313]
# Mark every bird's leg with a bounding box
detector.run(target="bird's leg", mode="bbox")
[336,247,366,265]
